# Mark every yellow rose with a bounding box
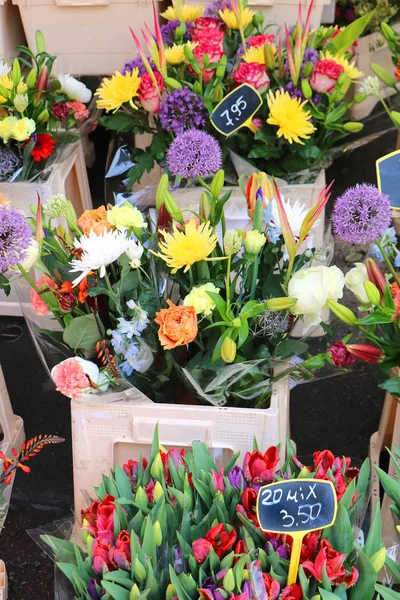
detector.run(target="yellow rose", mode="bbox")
[11,117,36,142]
[106,201,147,231]
[183,283,220,317]
[0,116,17,142]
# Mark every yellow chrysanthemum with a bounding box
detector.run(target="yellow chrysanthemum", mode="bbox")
[266,90,316,145]
[95,70,141,113]
[161,4,204,22]
[155,219,218,274]
[244,44,275,65]
[165,42,198,65]
[219,7,255,29]
[320,51,363,80]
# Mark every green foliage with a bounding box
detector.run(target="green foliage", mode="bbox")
[63,314,105,352]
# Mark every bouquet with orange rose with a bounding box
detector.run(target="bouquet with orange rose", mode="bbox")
[96,0,372,192]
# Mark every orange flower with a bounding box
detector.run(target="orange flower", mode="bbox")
[154,300,198,350]
[392,282,399,296]
[396,59,400,79]
[77,206,114,236]
[78,277,90,303]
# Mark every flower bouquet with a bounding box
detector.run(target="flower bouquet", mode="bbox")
[1,164,350,408]
[96,0,372,192]
[40,426,396,600]
[0,30,92,184]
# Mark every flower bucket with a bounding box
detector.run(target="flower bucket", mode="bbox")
[348,23,400,121]
[0,0,25,61]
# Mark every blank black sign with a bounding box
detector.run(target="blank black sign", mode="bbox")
[210,84,262,136]
[256,479,337,534]
[376,150,400,209]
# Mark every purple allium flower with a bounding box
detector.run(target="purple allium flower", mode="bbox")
[167,129,222,179]
[227,466,247,490]
[121,55,155,76]
[0,146,19,181]
[159,87,209,135]
[332,183,392,244]
[0,204,32,273]
[160,19,192,46]
[204,0,231,16]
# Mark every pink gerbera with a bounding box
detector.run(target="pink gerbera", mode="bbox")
[30,275,58,315]
[52,359,90,399]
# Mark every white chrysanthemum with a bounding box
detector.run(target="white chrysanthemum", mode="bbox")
[268,196,315,239]
[70,229,130,285]
[0,61,11,77]
[126,239,144,268]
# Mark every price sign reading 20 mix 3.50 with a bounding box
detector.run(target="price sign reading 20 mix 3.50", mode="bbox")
[210,84,262,136]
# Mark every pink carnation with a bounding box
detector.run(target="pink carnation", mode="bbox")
[66,101,89,120]
[30,275,58,315]
[52,358,90,399]
[248,33,275,47]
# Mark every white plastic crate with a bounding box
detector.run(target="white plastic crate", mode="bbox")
[0,0,26,62]
[13,0,164,76]
[0,141,92,317]
[0,561,7,600]
[0,365,25,531]
[71,373,290,518]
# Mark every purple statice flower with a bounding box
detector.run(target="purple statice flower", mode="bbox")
[227,466,247,490]
[332,184,392,245]
[160,19,192,46]
[0,204,32,273]
[284,81,303,100]
[204,0,231,16]
[302,47,319,67]
[159,87,209,136]
[121,55,155,76]
[0,146,19,181]
[167,129,222,179]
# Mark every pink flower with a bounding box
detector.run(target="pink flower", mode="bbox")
[192,538,213,564]
[192,17,225,49]
[138,72,164,113]
[51,358,91,399]
[97,494,117,540]
[30,275,58,315]
[310,59,344,94]
[212,468,225,492]
[192,43,226,83]
[233,63,270,93]
[66,101,89,120]
[328,341,355,367]
[248,33,275,47]
[109,530,131,569]
[92,537,114,573]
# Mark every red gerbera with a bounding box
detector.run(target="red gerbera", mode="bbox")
[31,133,55,162]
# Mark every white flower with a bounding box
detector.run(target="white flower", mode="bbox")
[0,61,10,76]
[57,74,92,103]
[288,265,345,331]
[70,229,130,285]
[51,357,109,398]
[120,339,154,375]
[126,239,144,268]
[360,76,380,97]
[265,195,318,241]
[18,239,40,271]
[345,263,370,305]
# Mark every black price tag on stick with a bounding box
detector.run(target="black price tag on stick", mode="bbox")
[210,84,262,136]
[256,479,337,585]
[376,149,400,210]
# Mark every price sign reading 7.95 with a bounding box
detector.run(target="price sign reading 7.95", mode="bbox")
[256,479,337,586]
[210,84,262,136]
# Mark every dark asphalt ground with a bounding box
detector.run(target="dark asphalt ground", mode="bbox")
[0,103,398,599]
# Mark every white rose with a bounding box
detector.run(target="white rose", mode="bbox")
[18,239,41,271]
[126,240,144,269]
[57,74,92,103]
[345,263,370,305]
[134,340,154,373]
[288,265,345,331]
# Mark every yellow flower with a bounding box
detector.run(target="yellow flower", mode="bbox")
[0,75,13,103]
[11,117,36,141]
[183,282,220,316]
[14,93,29,113]
[244,45,275,65]
[95,70,141,113]
[161,4,204,22]
[267,90,316,145]
[16,79,28,95]
[320,51,363,80]
[0,116,17,142]
[165,42,198,65]
[219,7,255,29]
[106,201,147,231]
[154,219,218,273]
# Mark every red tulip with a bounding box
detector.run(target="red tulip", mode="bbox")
[92,537,114,573]
[243,447,279,485]
[262,574,280,600]
[109,530,131,569]
[302,539,359,588]
[192,538,212,564]
[96,494,116,540]
[237,488,258,525]
[281,584,303,600]
[160,448,185,484]
[206,523,237,558]
[212,468,225,493]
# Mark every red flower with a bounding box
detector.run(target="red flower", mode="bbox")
[138,71,164,113]
[262,574,280,600]
[346,343,383,364]
[310,59,344,94]
[160,448,185,484]
[192,538,213,564]
[302,539,359,588]
[51,101,70,120]
[233,62,270,94]
[92,537,114,573]
[192,17,225,48]
[237,488,258,525]
[123,457,148,480]
[300,532,319,561]
[243,447,279,485]
[248,33,275,47]
[109,530,131,569]
[145,479,155,502]
[192,43,225,83]
[97,494,116,540]
[206,523,237,558]
[313,451,357,501]
[212,468,225,492]
[31,134,55,162]
[281,584,303,600]
[328,341,356,367]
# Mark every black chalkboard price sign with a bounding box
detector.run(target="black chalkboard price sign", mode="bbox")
[210,84,262,136]
[376,149,400,210]
[256,479,337,585]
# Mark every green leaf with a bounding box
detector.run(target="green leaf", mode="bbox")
[168,566,192,600]
[374,584,400,600]
[379,377,400,397]
[329,12,375,55]
[207,291,228,320]
[63,313,104,351]
[326,503,354,555]
[101,581,130,600]
[128,151,155,186]
[359,311,395,325]
[98,112,136,132]
[0,274,10,296]
[115,466,134,503]
[385,555,400,580]
[375,465,400,503]
[349,547,376,600]
[364,501,383,559]
[56,562,79,585]
[275,339,308,359]
[319,589,340,600]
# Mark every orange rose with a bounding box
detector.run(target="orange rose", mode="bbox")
[77,206,113,236]
[154,300,198,350]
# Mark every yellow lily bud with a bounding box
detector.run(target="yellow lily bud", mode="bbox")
[221,337,237,364]
[363,281,381,306]
[130,584,141,600]
[326,299,358,325]
[210,169,224,198]
[264,296,297,311]
[342,122,364,133]
[164,77,182,90]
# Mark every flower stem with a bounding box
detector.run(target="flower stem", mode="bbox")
[197,176,212,193]
[376,240,400,287]
[104,270,123,316]
[225,254,232,308]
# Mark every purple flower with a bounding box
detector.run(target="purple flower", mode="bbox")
[0,146,20,181]
[160,20,192,46]
[0,204,32,273]
[200,577,226,600]
[88,579,105,600]
[174,547,183,573]
[302,47,319,67]
[332,183,392,244]
[204,0,231,16]
[228,466,247,490]
[121,55,155,76]
[167,129,222,179]
[159,87,209,135]
[268,538,289,559]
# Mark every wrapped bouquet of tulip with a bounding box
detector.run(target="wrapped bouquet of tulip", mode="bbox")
[40,426,398,600]
[0,157,349,407]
